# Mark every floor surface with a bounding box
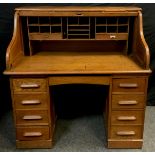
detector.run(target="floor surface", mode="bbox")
[0,106,154,152]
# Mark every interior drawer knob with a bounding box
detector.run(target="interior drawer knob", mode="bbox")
[44,35,49,38]
[75,13,84,16]
[110,35,116,39]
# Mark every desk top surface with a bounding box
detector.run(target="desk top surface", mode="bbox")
[4,52,151,75]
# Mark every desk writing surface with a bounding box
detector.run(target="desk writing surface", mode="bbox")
[4,51,149,75]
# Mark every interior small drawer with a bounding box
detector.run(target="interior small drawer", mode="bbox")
[112,94,145,109]
[16,126,50,141]
[12,78,47,93]
[16,110,49,125]
[112,78,146,92]
[111,110,144,125]
[110,125,143,139]
[13,93,48,109]
[29,33,62,40]
[96,33,128,40]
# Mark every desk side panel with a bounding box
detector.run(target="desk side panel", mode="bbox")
[6,12,24,70]
[131,11,150,69]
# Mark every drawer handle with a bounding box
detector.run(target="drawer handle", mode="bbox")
[110,35,116,39]
[20,84,40,89]
[117,116,136,121]
[116,131,135,136]
[119,83,138,88]
[23,132,42,137]
[118,100,138,105]
[44,35,49,38]
[21,100,41,105]
[75,13,83,16]
[23,115,42,120]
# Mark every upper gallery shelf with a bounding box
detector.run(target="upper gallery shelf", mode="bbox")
[27,16,129,40]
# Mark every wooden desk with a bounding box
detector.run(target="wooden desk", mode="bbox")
[4,6,151,149]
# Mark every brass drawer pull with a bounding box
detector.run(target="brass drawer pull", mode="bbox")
[20,84,40,89]
[23,115,42,120]
[119,83,138,88]
[23,132,42,137]
[21,100,41,105]
[110,35,116,39]
[117,116,136,121]
[118,100,138,105]
[116,131,135,136]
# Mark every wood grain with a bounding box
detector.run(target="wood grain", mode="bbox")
[4,6,151,149]
[4,52,151,75]
[6,12,24,69]
[49,76,110,85]
[111,110,144,125]
[13,93,48,109]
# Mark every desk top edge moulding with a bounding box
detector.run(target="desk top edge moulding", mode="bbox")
[4,6,151,149]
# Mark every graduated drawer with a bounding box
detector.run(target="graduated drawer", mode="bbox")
[13,93,48,109]
[16,110,49,125]
[112,78,146,92]
[112,94,145,109]
[110,125,142,139]
[16,126,50,141]
[111,110,144,125]
[96,33,128,40]
[12,78,47,93]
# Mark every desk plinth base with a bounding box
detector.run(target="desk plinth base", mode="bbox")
[108,139,143,149]
[16,140,53,149]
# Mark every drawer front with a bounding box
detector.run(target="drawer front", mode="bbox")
[16,126,50,140]
[112,78,146,92]
[110,125,142,139]
[16,110,49,125]
[12,78,47,93]
[96,33,128,40]
[111,110,144,125]
[14,93,48,109]
[112,94,145,109]
[29,33,62,40]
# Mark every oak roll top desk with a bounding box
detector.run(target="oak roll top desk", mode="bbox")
[4,6,152,149]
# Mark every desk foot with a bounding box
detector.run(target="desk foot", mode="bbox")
[16,140,53,149]
[108,139,143,149]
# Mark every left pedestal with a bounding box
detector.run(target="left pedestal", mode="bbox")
[10,77,55,148]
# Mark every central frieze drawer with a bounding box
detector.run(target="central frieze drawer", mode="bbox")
[12,78,47,93]
[112,78,146,92]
